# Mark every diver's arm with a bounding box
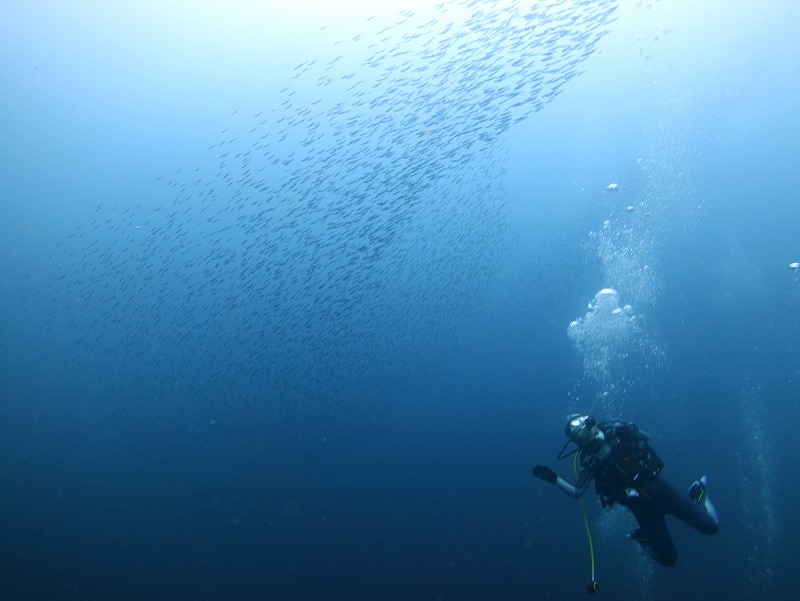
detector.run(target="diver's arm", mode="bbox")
[533,464,592,499]
[554,472,592,499]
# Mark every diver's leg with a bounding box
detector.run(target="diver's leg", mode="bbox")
[627,505,677,566]
[651,477,718,534]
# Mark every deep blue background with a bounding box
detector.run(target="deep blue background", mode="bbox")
[2,1,799,599]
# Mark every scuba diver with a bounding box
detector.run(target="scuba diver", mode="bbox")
[532,415,719,567]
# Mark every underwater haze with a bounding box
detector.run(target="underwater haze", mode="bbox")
[2,0,799,599]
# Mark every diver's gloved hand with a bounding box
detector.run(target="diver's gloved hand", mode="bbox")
[532,465,558,484]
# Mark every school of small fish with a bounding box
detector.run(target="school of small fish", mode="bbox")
[35,0,619,424]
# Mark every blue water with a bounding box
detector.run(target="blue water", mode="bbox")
[2,0,799,599]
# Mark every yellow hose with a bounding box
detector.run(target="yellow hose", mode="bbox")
[574,452,599,593]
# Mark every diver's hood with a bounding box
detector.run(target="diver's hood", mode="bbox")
[565,414,605,448]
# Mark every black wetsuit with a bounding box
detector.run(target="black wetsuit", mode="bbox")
[576,422,718,566]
